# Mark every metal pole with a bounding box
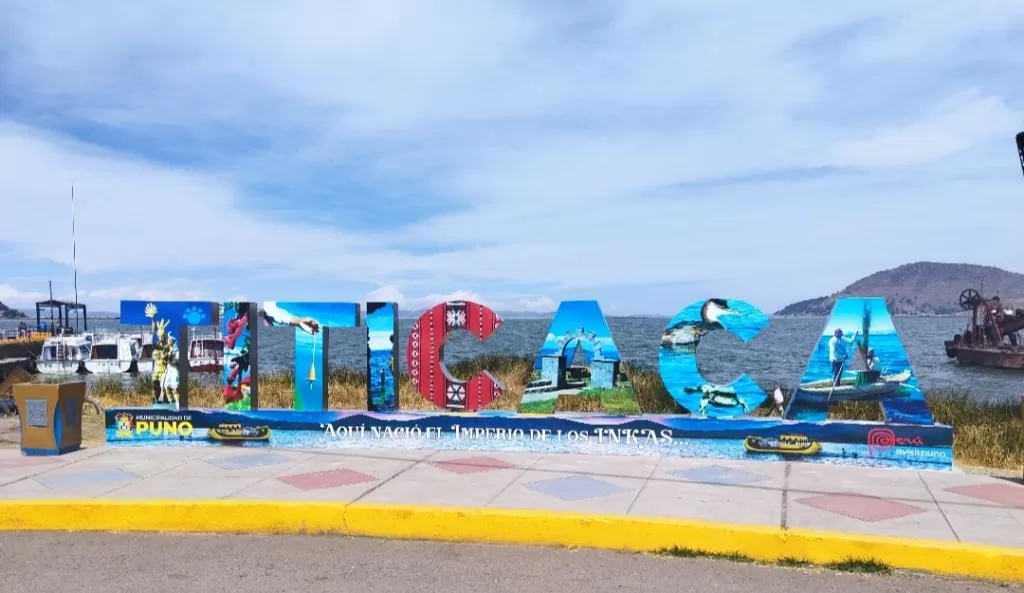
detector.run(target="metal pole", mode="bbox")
[1016,131,1024,180]
[71,184,79,333]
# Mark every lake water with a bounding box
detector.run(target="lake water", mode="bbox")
[4,315,1022,401]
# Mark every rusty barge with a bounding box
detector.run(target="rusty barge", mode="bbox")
[944,132,1024,370]
[944,289,1024,370]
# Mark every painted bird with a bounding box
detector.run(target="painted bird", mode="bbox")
[661,298,739,349]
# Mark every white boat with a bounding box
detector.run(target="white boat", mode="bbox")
[188,330,224,372]
[37,334,92,374]
[84,332,154,374]
[135,330,224,373]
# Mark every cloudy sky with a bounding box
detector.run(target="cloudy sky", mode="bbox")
[0,1,1021,315]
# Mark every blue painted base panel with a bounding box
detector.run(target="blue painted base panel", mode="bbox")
[22,444,81,456]
[105,408,954,471]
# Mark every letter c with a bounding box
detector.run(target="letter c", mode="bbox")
[406,301,505,411]
[658,298,770,417]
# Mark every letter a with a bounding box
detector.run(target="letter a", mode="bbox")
[518,300,640,415]
[784,297,935,424]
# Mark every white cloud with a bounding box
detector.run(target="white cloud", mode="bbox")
[0,284,49,306]
[518,297,556,312]
[371,287,496,310]
[362,285,556,312]
[364,285,407,307]
[1,2,1022,313]
[823,93,1020,168]
[85,285,209,303]
[0,123,377,278]
[411,290,489,309]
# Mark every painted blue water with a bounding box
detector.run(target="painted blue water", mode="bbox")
[534,301,622,368]
[788,298,937,424]
[368,349,396,411]
[660,299,771,417]
[105,428,951,470]
[790,333,934,424]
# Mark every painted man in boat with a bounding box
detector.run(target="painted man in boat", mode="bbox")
[866,348,880,371]
[828,328,857,385]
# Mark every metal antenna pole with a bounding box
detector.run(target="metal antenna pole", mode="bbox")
[71,183,80,333]
[1015,131,1023,180]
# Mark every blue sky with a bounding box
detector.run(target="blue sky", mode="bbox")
[0,1,1021,315]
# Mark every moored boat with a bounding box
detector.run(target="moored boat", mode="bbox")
[943,288,1024,371]
[32,295,92,375]
[188,330,224,372]
[85,332,154,374]
[939,138,1024,371]
[36,334,92,374]
[744,434,821,456]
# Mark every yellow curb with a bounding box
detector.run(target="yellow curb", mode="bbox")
[0,500,1021,582]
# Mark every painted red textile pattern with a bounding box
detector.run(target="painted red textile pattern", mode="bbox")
[406,301,504,411]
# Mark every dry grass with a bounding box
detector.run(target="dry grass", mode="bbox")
[63,354,1024,470]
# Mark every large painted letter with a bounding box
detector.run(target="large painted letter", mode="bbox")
[222,302,259,411]
[784,297,935,424]
[120,300,220,410]
[519,300,640,415]
[366,302,400,412]
[259,302,360,411]
[658,298,769,417]
[407,301,503,411]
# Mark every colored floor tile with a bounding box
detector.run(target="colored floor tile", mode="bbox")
[278,469,378,491]
[524,475,628,502]
[672,465,767,486]
[0,457,60,470]
[795,492,927,522]
[36,468,137,490]
[206,453,294,471]
[945,483,1024,509]
[430,456,517,474]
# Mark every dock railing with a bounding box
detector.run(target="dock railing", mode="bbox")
[0,329,48,344]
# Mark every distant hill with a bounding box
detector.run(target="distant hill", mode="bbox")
[775,262,1024,317]
[0,301,26,319]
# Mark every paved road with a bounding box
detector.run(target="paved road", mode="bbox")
[0,533,1012,593]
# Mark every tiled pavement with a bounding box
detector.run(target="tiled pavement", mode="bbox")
[0,447,1022,548]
